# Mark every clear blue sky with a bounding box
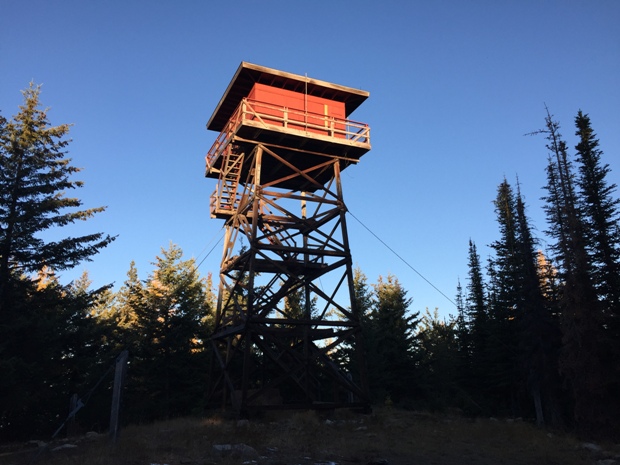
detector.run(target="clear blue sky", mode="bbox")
[1,1,619,319]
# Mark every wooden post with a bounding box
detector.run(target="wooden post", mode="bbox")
[109,350,128,443]
[67,393,79,437]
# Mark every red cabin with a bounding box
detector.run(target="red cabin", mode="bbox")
[205,62,371,189]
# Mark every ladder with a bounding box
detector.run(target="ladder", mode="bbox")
[214,147,243,215]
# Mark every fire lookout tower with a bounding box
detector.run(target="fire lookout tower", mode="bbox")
[205,62,371,413]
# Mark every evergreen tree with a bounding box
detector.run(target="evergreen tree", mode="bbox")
[464,240,487,368]
[115,261,145,331]
[514,185,562,426]
[0,84,115,312]
[483,178,562,423]
[536,250,560,303]
[459,241,489,411]
[0,85,115,440]
[454,280,470,369]
[541,110,609,435]
[541,110,593,283]
[573,111,620,324]
[352,267,374,400]
[486,180,522,416]
[353,267,374,322]
[282,284,317,322]
[368,274,420,404]
[417,308,459,410]
[122,244,213,421]
[0,269,114,440]
[339,267,374,373]
[573,111,620,433]
[59,272,120,434]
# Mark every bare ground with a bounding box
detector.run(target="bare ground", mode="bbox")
[1,407,618,465]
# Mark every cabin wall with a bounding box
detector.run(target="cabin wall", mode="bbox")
[248,83,346,138]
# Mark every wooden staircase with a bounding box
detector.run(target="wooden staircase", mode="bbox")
[211,146,243,218]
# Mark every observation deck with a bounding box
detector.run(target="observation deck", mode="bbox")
[204,62,371,190]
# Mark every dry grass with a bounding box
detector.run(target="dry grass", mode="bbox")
[1,408,617,465]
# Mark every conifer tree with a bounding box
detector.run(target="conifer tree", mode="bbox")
[461,240,492,412]
[417,309,459,410]
[0,84,115,312]
[339,267,374,372]
[572,111,620,433]
[353,267,374,321]
[486,180,522,415]
[514,185,562,426]
[282,285,317,321]
[482,178,562,423]
[454,280,470,368]
[99,261,144,350]
[573,111,620,321]
[541,110,608,435]
[541,110,592,282]
[354,268,374,359]
[122,244,213,421]
[0,269,114,440]
[465,240,487,363]
[0,85,115,440]
[368,274,420,404]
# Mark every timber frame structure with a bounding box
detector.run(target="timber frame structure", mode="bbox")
[204,62,371,413]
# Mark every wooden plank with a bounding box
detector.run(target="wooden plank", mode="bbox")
[109,350,128,443]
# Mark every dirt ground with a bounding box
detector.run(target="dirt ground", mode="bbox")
[1,408,618,465]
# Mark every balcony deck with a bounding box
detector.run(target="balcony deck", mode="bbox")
[205,98,371,190]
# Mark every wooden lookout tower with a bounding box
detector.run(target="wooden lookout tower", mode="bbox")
[204,62,371,413]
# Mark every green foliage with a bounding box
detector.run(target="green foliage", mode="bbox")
[353,266,374,318]
[464,240,488,386]
[573,111,620,326]
[365,274,420,404]
[417,309,460,410]
[3,85,618,441]
[115,244,214,422]
[573,111,620,435]
[0,84,115,310]
[0,272,115,440]
[455,109,619,436]
[334,267,374,382]
[460,178,563,424]
[0,85,116,441]
[541,110,614,436]
[282,283,317,322]
[459,240,493,414]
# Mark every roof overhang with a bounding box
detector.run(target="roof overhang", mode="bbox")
[207,62,369,132]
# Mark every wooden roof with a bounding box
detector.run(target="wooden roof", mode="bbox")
[207,62,369,132]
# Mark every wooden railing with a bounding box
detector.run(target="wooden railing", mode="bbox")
[206,98,370,169]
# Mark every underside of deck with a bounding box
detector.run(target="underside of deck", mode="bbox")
[206,122,370,191]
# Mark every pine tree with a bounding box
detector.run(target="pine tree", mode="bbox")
[0,85,115,440]
[368,274,420,404]
[514,185,562,426]
[460,240,492,413]
[573,111,620,323]
[122,244,213,421]
[465,240,487,365]
[541,110,592,282]
[339,267,374,372]
[417,308,459,410]
[0,269,115,440]
[117,261,145,329]
[353,267,374,321]
[486,180,522,416]
[573,110,620,434]
[454,280,470,367]
[541,110,609,435]
[0,84,115,312]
